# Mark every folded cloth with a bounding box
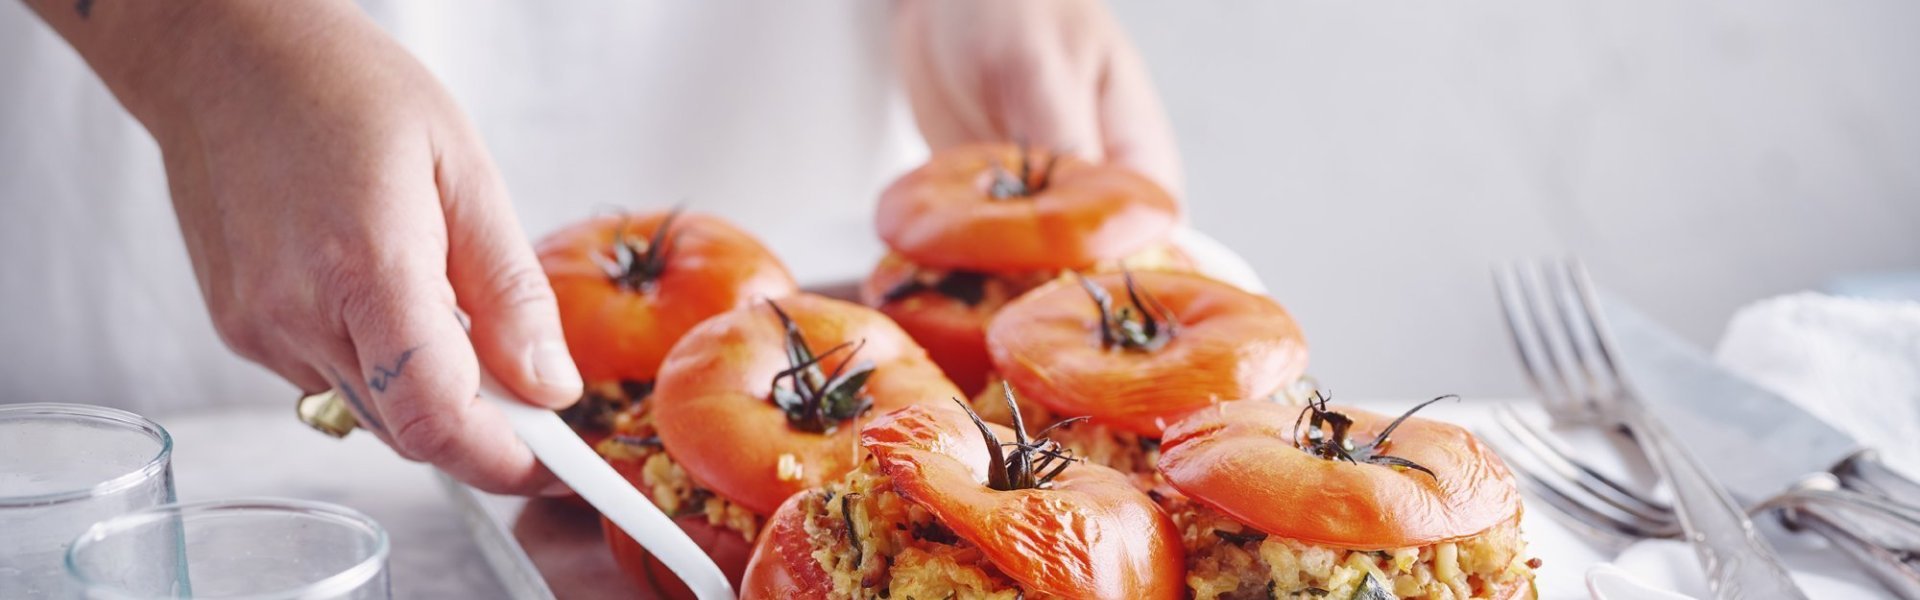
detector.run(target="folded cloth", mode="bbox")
[1601,540,1878,599]
[1712,292,1920,480]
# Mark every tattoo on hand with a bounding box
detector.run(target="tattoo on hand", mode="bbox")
[368,346,421,393]
[75,0,93,18]
[330,372,387,434]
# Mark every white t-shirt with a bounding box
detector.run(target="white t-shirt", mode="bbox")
[0,1,923,415]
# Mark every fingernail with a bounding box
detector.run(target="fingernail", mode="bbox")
[540,480,575,498]
[530,340,583,400]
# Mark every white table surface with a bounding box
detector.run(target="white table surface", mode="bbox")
[154,399,1886,599]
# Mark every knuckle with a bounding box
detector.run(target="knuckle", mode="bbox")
[387,407,465,464]
[315,261,396,329]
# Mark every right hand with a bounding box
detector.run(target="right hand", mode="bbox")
[892,0,1184,196]
[136,2,582,493]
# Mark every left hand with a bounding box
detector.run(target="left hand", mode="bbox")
[892,0,1183,196]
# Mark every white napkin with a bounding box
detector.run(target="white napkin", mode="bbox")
[1714,292,1920,481]
[1596,541,1878,599]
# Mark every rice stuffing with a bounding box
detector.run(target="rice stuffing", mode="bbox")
[797,461,1071,600]
[1166,495,1536,600]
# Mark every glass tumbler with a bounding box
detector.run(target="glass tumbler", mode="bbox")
[1,403,176,598]
[66,498,391,599]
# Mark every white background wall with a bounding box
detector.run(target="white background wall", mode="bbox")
[1110,1,1920,397]
[2,1,1915,411]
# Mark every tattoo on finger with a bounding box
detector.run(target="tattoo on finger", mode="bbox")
[368,345,421,393]
[329,370,387,434]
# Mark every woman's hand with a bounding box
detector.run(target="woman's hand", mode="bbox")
[893,0,1183,196]
[29,0,582,494]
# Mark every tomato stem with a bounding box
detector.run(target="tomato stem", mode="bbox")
[1291,391,1451,480]
[1076,271,1179,352]
[766,300,876,434]
[987,140,1060,200]
[600,207,685,291]
[954,383,1087,491]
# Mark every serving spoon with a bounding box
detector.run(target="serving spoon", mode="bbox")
[485,381,735,600]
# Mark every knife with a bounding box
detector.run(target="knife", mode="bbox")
[1601,296,1919,502]
[487,390,735,600]
[1602,295,1920,596]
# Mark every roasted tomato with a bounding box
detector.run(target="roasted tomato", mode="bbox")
[864,142,1188,397]
[988,270,1307,438]
[538,209,797,437]
[856,253,1034,394]
[740,394,1185,600]
[875,143,1180,272]
[1157,397,1536,599]
[860,245,1193,396]
[602,293,961,598]
[736,493,833,599]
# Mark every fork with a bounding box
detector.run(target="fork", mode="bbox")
[1488,397,1920,597]
[1489,258,1806,599]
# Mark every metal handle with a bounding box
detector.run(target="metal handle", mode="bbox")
[1763,479,1920,599]
[1835,450,1920,504]
[1620,401,1808,599]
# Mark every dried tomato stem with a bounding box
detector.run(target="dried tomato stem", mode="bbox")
[601,207,685,291]
[1290,390,1447,480]
[1076,271,1179,352]
[954,383,1082,491]
[767,300,876,434]
[987,141,1061,200]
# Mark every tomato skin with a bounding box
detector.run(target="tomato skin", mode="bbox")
[738,493,835,600]
[602,514,754,600]
[988,271,1307,437]
[538,211,798,385]
[861,405,1186,600]
[875,143,1180,272]
[1158,401,1522,549]
[651,293,963,517]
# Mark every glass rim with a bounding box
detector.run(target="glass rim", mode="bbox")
[65,497,392,600]
[0,403,174,508]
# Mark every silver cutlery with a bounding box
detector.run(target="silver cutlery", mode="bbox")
[1487,260,1920,597]
[1489,401,1920,598]
[1490,258,1806,599]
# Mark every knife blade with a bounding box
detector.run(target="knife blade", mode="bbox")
[488,392,735,600]
[1600,294,1865,502]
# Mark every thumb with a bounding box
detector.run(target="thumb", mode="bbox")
[438,148,582,409]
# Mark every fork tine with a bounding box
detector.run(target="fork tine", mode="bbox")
[1560,259,1633,402]
[1493,263,1585,420]
[1543,260,1612,408]
[1492,404,1674,522]
[1520,261,1597,417]
[1479,428,1679,542]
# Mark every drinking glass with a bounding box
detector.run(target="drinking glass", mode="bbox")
[1,403,176,598]
[66,498,391,599]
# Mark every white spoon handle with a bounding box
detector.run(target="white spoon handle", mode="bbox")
[490,395,734,600]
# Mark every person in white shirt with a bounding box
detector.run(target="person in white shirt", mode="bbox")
[9,0,1179,495]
